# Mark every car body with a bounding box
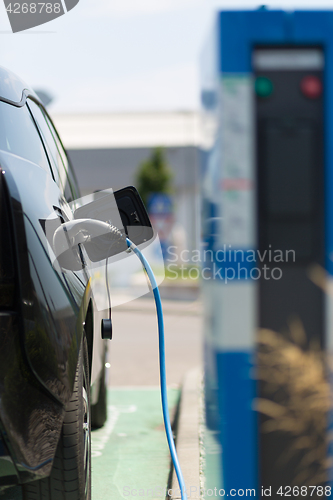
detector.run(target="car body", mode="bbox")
[0,66,109,499]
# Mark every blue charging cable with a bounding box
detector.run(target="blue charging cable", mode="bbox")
[54,218,187,498]
[126,238,187,500]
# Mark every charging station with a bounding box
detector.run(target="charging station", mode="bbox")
[201,9,333,496]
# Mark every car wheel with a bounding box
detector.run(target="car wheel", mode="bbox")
[91,346,107,429]
[23,333,91,500]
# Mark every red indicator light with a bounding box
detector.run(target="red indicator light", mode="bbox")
[300,75,322,99]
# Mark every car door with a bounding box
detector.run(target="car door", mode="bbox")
[13,97,90,401]
[27,99,89,298]
[0,96,88,474]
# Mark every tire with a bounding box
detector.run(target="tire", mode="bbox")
[23,334,91,500]
[91,347,107,429]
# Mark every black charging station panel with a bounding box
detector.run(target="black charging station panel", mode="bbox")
[254,47,325,491]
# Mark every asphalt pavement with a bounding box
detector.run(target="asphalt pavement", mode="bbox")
[108,295,203,387]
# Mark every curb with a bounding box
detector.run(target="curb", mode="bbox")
[171,367,202,500]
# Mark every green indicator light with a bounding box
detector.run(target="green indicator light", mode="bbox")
[255,76,273,97]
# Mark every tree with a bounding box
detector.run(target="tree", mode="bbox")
[135,147,173,207]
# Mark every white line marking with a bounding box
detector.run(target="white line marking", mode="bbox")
[91,405,137,458]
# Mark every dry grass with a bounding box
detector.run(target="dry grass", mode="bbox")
[256,319,332,486]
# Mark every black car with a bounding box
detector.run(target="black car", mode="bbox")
[0,66,112,500]
[0,66,155,500]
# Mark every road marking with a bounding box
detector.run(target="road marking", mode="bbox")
[91,404,137,457]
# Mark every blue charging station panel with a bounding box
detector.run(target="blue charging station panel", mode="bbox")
[201,10,333,497]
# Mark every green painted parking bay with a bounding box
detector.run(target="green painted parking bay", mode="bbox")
[92,388,180,500]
